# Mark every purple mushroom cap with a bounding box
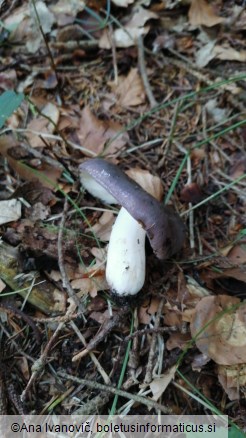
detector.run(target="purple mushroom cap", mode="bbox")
[79,158,185,259]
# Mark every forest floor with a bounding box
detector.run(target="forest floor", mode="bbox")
[0,0,245,435]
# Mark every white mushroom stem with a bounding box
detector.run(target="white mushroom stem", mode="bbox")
[80,168,147,296]
[106,207,146,296]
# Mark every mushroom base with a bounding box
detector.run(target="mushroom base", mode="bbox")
[106,208,146,296]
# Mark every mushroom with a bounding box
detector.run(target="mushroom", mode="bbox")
[79,158,185,297]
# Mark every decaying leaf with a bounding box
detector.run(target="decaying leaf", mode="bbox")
[77,106,129,155]
[190,295,246,365]
[109,68,146,107]
[100,26,149,49]
[218,363,246,400]
[86,211,116,242]
[138,297,161,324]
[150,365,177,401]
[205,98,229,124]
[26,1,55,53]
[99,6,157,48]
[166,332,191,350]
[71,274,109,298]
[214,46,246,62]
[196,42,246,67]
[0,199,21,225]
[25,102,60,148]
[195,41,216,68]
[188,0,225,27]
[186,276,212,299]
[90,309,111,324]
[228,242,246,265]
[50,0,85,22]
[0,279,6,293]
[126,168,164,201]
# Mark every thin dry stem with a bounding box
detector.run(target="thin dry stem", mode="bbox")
[58,371,172,414]
[138,35,157,108]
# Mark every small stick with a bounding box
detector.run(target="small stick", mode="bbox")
[21,293,80,401]
[108,24,118,85]
[70,320,111,385]
[72,306,129,361]
[58,371,172,414]
[124,325,177,342]
[138,35,157,108]
[30,0,61,100]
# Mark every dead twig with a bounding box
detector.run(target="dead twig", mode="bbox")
[70,320,111,385]
[124,325,177,342]
[72,306,129,361]
[21,319,65,402]
[138,35,157,109]
[58,371,172,414]
[50,40,98,51]
[0,302,41,343]
[30,0,61,100]
[73,393,111,415]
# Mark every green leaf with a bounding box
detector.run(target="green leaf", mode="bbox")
[0,90,24,129]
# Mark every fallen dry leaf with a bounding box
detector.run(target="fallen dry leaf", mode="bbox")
[50,0,85,24]
[163,306,183,326]
[207,266,246,284]
[109,68,145,107]
[195,41,216,68]
[99,26,150,49]
[90,309,111,324]
[11,180,56,206]
[28,202,50,221]
[150,365,177,401]
[188,0,225,27]
[166,332,191,351]
[126,168,164,201]
[229,154,246,179]
[214,46,246,62]
[86,211,116,242]
[26,1,55,53]
[218,363,246,400]
[76,106,129,156]
[138,297,161,324]
[71,274,109,298]
[190,295,246,365]
[0,200,21,225]
[196,42,246,68]
[227,240,246,265]
[99,6,157,48]
[0,279,6,293]
[205,98,229,124]
[4,3,31,43]
[25,102,60,148]
[186,276,212,299]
